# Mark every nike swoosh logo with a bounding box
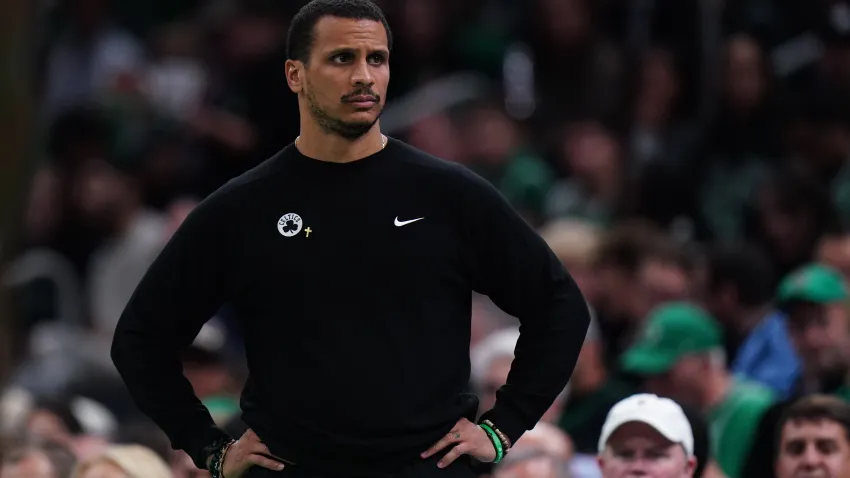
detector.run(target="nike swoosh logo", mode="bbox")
[394,216,425,227]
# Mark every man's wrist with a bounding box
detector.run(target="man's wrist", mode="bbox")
[202,436,235,471]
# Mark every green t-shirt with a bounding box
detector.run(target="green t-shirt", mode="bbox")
[707,380,776,478]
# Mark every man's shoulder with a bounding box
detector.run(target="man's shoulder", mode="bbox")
[727,380,778,416]
[389,139,470,177]
[204,146,294,205]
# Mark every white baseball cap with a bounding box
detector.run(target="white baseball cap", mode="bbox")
[597,393,694,457]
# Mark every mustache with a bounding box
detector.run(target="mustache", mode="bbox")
[341,89,380,102]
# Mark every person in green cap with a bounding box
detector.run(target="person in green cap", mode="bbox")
[621,302,776,478]
[777,263,850,397]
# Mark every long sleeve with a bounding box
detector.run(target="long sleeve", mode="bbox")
[459,168,591,445]
[111,193,235,469]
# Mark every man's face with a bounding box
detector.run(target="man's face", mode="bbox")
[289,16,389,140]
[644,357,704,408]
[776,419,850,478]
[788,303,850,374]
[599,422,695,478]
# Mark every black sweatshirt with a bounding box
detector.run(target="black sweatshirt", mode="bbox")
[111,138,590,474]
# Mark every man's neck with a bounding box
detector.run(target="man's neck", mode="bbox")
[296,123,385,164]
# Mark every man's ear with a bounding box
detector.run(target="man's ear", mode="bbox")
[285,59,304,93]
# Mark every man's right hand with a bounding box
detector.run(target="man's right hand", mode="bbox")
[222,429,285,477]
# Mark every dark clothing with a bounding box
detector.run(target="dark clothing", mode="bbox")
[111,138,590,475]
[681,404,711,478]
[245,451,476,478]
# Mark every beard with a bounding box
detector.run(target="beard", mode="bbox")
[304,86,382,140]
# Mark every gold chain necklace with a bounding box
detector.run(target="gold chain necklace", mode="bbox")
[295,134,387,150]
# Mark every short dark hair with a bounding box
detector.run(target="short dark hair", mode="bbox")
[705,243,775,307]
[286,0,393,63]
[2,438,77,478]
[776,395,850,455]
[595,221,691,275]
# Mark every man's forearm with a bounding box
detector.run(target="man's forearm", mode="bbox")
[481,279,590,444]
[112,310,231,469]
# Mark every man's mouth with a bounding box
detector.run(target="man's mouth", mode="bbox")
[344,94,379,108]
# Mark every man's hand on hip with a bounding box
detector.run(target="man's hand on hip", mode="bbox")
[421,418,496,468]
[222,429,285,477]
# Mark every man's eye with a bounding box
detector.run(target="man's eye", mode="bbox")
[332,53,353,63]
[368,54,385,65]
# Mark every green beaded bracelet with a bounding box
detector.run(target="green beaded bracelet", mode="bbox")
[479,423,504,464]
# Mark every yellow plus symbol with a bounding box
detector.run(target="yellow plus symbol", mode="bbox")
[305,227,312,237]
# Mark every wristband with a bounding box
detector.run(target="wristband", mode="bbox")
[481,419,512,450]
[209,439,236,478]
[479,423,504,464]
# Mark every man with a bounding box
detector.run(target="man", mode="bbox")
[701,244,800,397]
[738,264,850,478]
[110,1,590,478]
[775,395,850,478]
[597,393,697,478]
[777,264,850,397]
[621,302,775,478]
[0,439,76,478]
[593,223,692,365]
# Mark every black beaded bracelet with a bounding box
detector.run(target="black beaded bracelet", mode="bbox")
[209,439,236,478]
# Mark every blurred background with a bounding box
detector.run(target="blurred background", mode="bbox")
[6,0,850,477]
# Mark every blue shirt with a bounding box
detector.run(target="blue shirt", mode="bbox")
[731,311,800,399]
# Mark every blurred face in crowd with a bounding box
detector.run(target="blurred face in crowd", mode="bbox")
[724,35,765,112]
[0,452,55,478]
[495,454,565,478]
[566,122,621,186]
[819,237,850,282]
[286,16,389,140]
[77,461,128,478]
[787,302,850,375]
[635,49,679,125]
[644,356,706,408]
[71,158,133,227]
[463,107,518,165]
[535,0,590,49]
[637,259,690,316]
[599,422,696,478]
[758,190,816,264]
[776,418,850,478]
[27,409,73,445]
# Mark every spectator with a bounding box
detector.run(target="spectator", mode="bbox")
[72,445,173,478]
[775,395,850,478]
[701,244,800,397]
[777,264,850,397]
[596,394,696,478]
[546,120,625,227]
[0,438,77,478]
[494,449,572,478]
[621,302,775,478]
[747,166,842,279]
[593,223,692,364]
[458,102,555,226]
[539,219,602,302]
[75,129,168,337]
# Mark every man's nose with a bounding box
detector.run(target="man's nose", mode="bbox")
[625,459,650,476]
[799,446,824,468]
[350,59,374,86]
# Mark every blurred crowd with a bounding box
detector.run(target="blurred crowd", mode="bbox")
[9,0,850,477]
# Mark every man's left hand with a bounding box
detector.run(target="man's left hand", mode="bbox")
[421,418,497,467]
